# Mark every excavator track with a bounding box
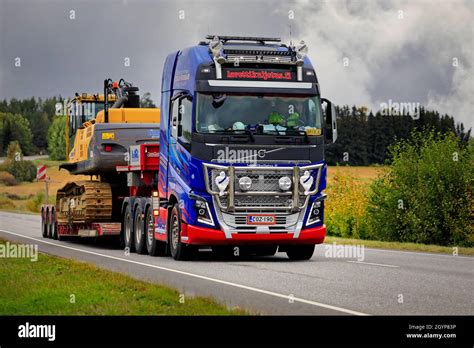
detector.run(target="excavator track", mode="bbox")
[56,181,113,224]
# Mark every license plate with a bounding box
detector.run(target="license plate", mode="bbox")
[246,214,276,225]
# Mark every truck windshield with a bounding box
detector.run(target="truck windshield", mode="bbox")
[195,93,322,135]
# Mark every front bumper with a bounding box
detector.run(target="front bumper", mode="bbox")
[181,223,326,246]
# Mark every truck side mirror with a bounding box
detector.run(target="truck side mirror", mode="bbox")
[321,98,338,144]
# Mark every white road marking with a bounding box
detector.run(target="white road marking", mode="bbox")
[359,247,474,260]
[347,260,400,268]
[0,229,369,316]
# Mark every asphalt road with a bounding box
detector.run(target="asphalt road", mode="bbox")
[0,211,472,315]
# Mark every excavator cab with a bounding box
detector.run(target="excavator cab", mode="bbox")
[66,94,114,156]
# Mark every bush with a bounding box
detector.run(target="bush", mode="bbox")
[325,168,370,239]
[6,160,37,182]
[0,196,16,210]
[6,141,23,161]
[367,131,473,247]
[26,192,45,212]
[0,171,17,186]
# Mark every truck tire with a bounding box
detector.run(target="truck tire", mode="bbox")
[50,209,58,240]
[169,203,194,261]
[47,210,53,239]
[286,245,315,260]
[134,201,147,254]
[145,206,166,256]
[123,204,135,252]
[41,209,48,238]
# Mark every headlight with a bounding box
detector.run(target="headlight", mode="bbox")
[278,176,292,191]
[307,200,323,226]
[195,199,214,226]
[238,176,252,191]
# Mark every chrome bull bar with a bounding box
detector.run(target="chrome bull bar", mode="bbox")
[203,163,324,212]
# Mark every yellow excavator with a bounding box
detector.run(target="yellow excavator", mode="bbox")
[55,79,160,226]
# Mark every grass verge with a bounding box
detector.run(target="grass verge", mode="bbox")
[325,236,474,256]
[0,239,247,315]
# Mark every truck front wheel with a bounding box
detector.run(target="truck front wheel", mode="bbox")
[285,244,315,260]
[169,204,194,261]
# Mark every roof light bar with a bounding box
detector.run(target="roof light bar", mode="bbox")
[206,35,281,44]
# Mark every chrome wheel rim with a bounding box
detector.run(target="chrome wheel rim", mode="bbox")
[125,212,131,244]
[51,212,56,237]
[135,210,142,245]
[146,212,154,246]
[171,214,179,251]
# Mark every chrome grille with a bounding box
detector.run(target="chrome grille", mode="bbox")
[219,195,306,209]
[221,212,299,228]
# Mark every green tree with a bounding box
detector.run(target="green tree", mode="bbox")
[29,111,50,151]
[0,112,34,155]
[47,116,66,160]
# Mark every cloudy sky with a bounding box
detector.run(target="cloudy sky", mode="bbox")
[0,0,472,129]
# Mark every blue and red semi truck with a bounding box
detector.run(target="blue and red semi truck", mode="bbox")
[42,35,338,261]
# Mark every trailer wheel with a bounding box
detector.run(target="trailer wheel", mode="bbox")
[286,244,315,260]
[123,204,134,252]
[50,209,58,240]
[145,206,166,256]
[46,209,53,239]
[169,204,194,261]
[134,203,147,254]
[41,208,48,238]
